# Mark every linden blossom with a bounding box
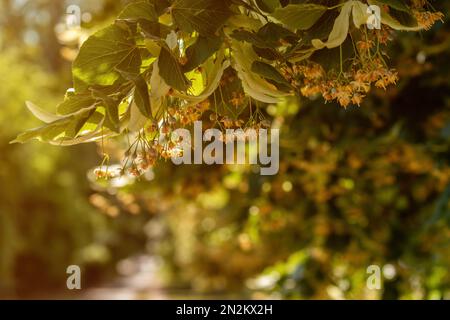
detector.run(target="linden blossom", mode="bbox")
[164,121,280,176]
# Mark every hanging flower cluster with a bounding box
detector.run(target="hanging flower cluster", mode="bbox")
[12,0,444,178]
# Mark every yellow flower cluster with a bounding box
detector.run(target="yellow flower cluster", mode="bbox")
[414,10,444,30]
[177,100,210,125]
[297,59,398,108]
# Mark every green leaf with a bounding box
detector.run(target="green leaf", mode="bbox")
[26,101,63,123]
[300,10,339,43]
[388,8,418,28]
[369,0,422,31]
[73,25,138,91]
[230,30,272,48]
[172,0,233,37]
[312,1,353,49]
[183,35,222,72]
[133,76,152,118]
[352,2,370,29]
[128,101,149,132]
[106,102,120,129]
[310,37,354,72]
[149,60,170,113]
[231,40,288,103]
[174,49,230,106]
[65,109,96,138]
[257,22,298,44]
[271,4,328,31]
[376,0,410,13]
[11,120,68,143]
[253,46,279,60]
[57,93,96,115]
[255,0,280,13]
[251,61,291,87]
[158,46,191,91]
[115,47,143,75]
[117,1,157,21]
[139,19,171,40]
[154,0,171,15]
[91,90,121,132]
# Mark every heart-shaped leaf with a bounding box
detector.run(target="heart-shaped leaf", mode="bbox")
[271,4,328,31]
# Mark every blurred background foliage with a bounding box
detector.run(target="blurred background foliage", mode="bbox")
[0,0,148,297]
[0,0,449,299]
